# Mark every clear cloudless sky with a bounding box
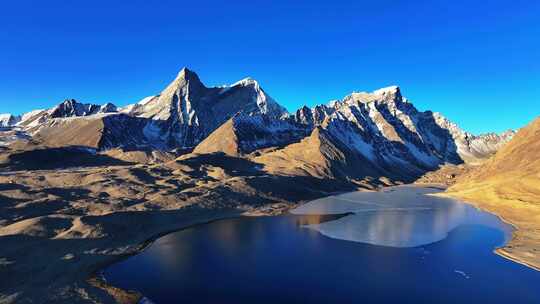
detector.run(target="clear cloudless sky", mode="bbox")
[0,0,539,134]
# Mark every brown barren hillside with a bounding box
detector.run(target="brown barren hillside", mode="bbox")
[193,119,241,157]
[444,117,540,270]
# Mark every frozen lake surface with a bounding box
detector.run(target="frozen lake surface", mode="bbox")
[292,185,512,247]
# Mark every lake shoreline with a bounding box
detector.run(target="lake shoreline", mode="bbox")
[88,212,246,304]
[92,184,538,304]
[89,184,378,303]
[95,184,463,303]
[87,198,342,303]
[91,184,433,303]
[437,191,540,272]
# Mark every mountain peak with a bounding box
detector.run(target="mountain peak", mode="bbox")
[175,67,202,83]
[50,99,102,118]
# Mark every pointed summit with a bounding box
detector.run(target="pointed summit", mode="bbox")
[176,67,202,84]
[128,68,289,148]
[158,67,207,99]
[168,67,206,92]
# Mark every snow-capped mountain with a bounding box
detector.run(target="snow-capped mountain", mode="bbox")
[290,85,514,172]
[0,68,514,176]
[122,68,288,148]
[430,112,515,163]
[49,99,117,118]
[2,68,291,150]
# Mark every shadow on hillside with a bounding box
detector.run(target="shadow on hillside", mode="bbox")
[0,146,134,171]
[177,152,362,200]
[177,152,266,177]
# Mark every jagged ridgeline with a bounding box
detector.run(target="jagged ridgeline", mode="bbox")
[0,68,514,180]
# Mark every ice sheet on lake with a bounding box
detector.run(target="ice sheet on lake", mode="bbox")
[292,185,511,248]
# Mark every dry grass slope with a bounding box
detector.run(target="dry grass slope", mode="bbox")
[444,117,540,270]
[193,118,240,157]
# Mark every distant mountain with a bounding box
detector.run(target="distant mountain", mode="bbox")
[49,99,117,118]
[0,114,21,127]
[0,68,514,178]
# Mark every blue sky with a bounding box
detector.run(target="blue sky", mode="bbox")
[0,0,538,134]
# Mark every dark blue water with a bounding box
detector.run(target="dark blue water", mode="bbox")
[104,188,540,304]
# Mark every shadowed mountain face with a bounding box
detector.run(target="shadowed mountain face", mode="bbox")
[0,68,514,182]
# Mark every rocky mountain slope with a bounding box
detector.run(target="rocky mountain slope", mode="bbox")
[293,86,514,167]
[444,116,540,269]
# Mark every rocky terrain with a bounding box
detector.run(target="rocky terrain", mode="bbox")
[0,68,522,303]
[443,117,540,270]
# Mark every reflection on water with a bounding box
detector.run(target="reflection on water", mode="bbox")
[104,186,540,304]
[292,185,512,247]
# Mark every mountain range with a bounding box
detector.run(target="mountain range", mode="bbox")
[0,68,514,183]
